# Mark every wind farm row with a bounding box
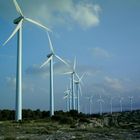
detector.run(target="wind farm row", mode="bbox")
[1,0,137,122]
[64,94,134,115]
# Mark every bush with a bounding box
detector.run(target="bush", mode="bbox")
[68,110,79,117]
[51,115,62,121]
[59,116,73,124]
[79,117,90,123]
[4,137,16,140]
[51,115,74,124]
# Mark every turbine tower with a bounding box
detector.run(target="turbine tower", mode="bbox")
[110,97,114,114]
[119,97,124,112]
[64,86,71,111]
[129,96,133,112]
[64,58,78,110]
[3,0,50,121]
[63,89,69,112]
[74,73,86,113]
[97,95,104,115]
[40,33,69,116]
[68,79,72,110]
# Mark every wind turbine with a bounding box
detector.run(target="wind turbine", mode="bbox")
[63,57,79,110]
[64,86,71,111]
[2,0,51,121]
[110,97,114,114]
[68,79,72,110]
[86,96,93,115]
[119,97,124,112]
[40,33,69,117]
[63,89,69,112]
[74,73,86,113]
[97,95,104,115]
[129,96,133,112]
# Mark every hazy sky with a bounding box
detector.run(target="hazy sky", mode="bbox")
[0,0,140,114]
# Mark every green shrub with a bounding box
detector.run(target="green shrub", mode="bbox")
[51,115,62,121]
[4,137,16,140]
[51,115,74,124]
[59,116,73,124]
[79,117,90,123]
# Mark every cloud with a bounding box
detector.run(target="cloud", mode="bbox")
[104,76,124,92]
[76,65,102,77]
[70,3,101,28]
[0,0,101,29]
[90,47,111,59]
[25,62,102,80]
[26,62,70,77]
[26,64,48,77]
[85,76,126,98]
[5,76,35,93]
[6,77,16,90]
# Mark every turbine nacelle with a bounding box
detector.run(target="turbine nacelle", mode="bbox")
[75,81,79,84]
[72,71,75,74]
[47,53,54,58]
[13,16,24,24]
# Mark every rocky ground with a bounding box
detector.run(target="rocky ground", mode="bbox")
[0,110,140,140]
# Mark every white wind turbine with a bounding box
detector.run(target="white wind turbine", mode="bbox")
[86,96,93,115]
[97,95,104,115]
[110,97,114,114]
[2,0,51,121]
[64,86,71,111]
[119,97,124,112]
[40,33,69,117]
[74,73,86,113]
[69,79,72,110]
[129,96,133,112]
[63,90,69,112]
[63,57,79,110]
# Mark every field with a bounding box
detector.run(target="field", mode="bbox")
[0,110,140,140]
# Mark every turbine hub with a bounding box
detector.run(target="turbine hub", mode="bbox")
[47,53,53,58]
[13,16,24,24]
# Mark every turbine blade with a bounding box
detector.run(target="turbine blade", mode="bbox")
[62,72,73,75]
[47,32,54,53]
[79,84,82,96]
[64,90,69,94]
[3,20,22,46]
[75,73,84,85]
[63,94,68,99]
[75,72,79,79]
[55,54,69,66]
[75,73,80,81]
[79,72,86,82]
[40,56,52,68]
[73,57,76,71]
[98,99,104,103]
[63,96,67,99]
[13,0,24,16]
[25,18,51,32]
